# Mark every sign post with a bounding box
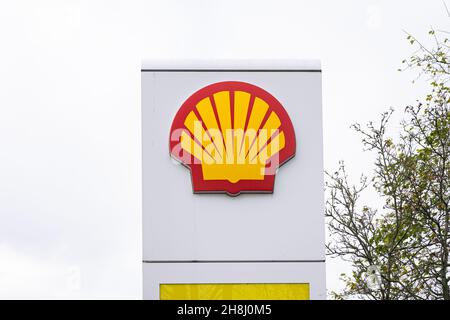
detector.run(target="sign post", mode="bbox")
[142,60,325,299]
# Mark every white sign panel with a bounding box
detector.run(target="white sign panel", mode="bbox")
[142,60,325,299]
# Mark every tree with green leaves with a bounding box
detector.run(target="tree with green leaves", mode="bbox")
[326,28,450,300]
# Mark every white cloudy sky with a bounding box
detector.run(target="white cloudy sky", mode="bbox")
[0,0,447,299]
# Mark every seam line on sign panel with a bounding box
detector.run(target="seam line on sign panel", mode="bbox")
[142,260,326,263]
[140,69,322,73]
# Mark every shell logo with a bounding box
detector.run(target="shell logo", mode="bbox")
[169,81,296,196]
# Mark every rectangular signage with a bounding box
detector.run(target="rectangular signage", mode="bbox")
[142,60,325,299]
[160,283,310,300]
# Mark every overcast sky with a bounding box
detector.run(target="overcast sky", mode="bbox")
[0,0,448,299]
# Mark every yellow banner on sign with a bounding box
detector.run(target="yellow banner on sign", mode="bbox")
[160,283,310,300]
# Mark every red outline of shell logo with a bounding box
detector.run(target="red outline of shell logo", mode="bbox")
[169,81,296,196]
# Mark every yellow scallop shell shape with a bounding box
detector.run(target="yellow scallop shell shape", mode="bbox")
[180,90,286,183]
